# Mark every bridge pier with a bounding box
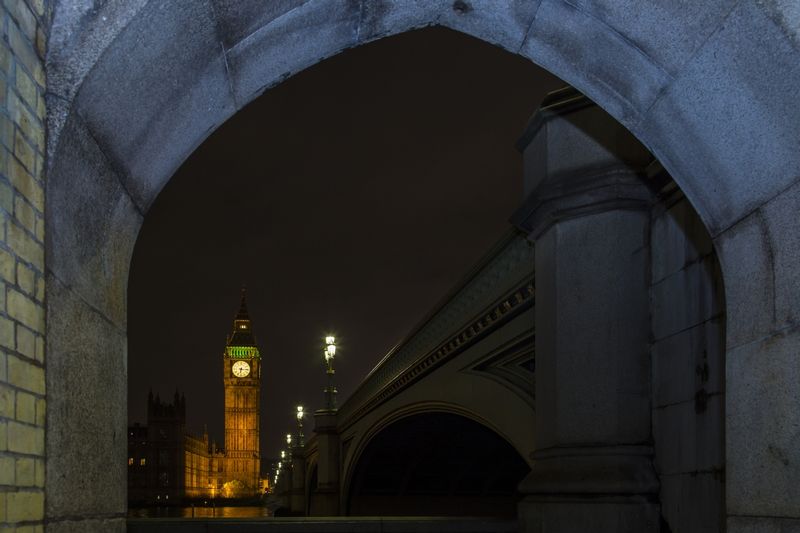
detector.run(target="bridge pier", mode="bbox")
[310,409,341,516]
[513,91,659,533]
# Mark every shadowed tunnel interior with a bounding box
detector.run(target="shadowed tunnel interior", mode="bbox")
[346,413,529,517]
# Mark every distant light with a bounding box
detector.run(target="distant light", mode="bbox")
[326,345,336,357]
[280,451,286,459]
[325,336,335,345]
[296,405,304,420]
[286,434,292,445]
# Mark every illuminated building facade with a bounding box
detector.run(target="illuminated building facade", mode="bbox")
[221,290,262,497]
[127,291,263,503]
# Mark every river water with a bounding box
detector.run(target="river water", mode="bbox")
[128,506,272,518]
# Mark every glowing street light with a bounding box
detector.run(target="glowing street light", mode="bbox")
[296,404,305,446]
[323,335,338,410]
[286,433,292,446]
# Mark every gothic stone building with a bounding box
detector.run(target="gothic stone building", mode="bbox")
[127,292,262,504]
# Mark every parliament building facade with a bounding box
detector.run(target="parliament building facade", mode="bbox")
[128,291,263,504]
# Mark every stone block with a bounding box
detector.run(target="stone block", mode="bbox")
[438,0,541,53]
[6,490,44,522]
[210,0,305,48]
[569,0,736,77]
[0,455,13,483]
[652,394,723,475]
[714,213,773,349]
[45,275,127,520]
[0,420,6,450]
[7,420,44,455]
[16,324,35,359]
[46,114,142,329]
[14,195,36,236]
[358,0,445,43]
[16,262,34,295]
[727,329,800,518]
[7,288,43,333]
[0,317,12,350]
[0,383,14,416]
[7,222,43,272]
[651,255,722,341]
[228,0,361,106]
[659,472,723,533]
[0,248,13,280]
[73,0,235,210]
[15,389,36,424]
[7,156,42,212]
[14,64,38,115]
[34,397,44,427]
[762,179,800,328]
[652,317,724,408]
[642,1,800,234]
[7,354,43,395]
[16,456,35,486]
[4,0,37,42]
[651,195,714,284]
[13,130,36,175]
[520,0,670,126]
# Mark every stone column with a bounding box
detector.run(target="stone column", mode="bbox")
[290,446,307,515]
[513,88,659,533]
[311,409,341,516]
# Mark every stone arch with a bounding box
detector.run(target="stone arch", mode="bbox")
[44,1,800,531]
[345,410,529,517]
[340,401,521,506]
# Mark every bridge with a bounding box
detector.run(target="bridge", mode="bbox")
[270,89,726,532]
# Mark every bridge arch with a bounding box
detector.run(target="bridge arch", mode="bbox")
[340,400,527,507]
[43,1,800,530]
[344,410,528,517]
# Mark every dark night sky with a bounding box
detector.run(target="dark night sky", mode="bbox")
[127,27,562,463]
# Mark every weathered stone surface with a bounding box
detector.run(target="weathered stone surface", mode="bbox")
[762,178,800,328]
[651,195,714,284]
[660,472,723,532]
[651,255,722,341]
[46,111,141,329]
[73,0,235,210]
[46,0,148,155]
[210,0,306,49]
[520,0,671,126]
[653,394,723,475]
[227,0,360,106]
[643,0,800,234]
[437,0,541,53]
[569,0,737,77]
[727,329,800,517]
[714,213,774,350]
[652,317,724,408]
[45,275,127,520]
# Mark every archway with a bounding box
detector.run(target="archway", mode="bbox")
[346,412,529,517]
[44,2,800,532]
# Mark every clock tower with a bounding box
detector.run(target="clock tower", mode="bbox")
[222,289,261,497]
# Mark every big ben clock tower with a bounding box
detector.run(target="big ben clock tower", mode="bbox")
[222,289,261,497]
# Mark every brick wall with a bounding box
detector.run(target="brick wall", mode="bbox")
[0,0,48,530]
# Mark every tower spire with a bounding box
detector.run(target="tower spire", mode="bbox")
[236,286,249,321]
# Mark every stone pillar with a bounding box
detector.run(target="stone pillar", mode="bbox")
[290,446,306,515]
[513,88,659,533]
[311,409,340,516]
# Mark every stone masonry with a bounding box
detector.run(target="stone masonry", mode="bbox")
[0,0,49,531]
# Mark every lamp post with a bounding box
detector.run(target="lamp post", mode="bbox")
[296,404,305,447]
[324,336,338,409]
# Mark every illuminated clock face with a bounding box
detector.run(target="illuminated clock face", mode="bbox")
[232,360,251,378]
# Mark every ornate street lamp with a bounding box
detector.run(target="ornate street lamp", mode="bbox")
[296,404,305,446]
[323,336,338,409]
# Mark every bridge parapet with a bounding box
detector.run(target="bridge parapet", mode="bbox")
[336,230,535,428]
